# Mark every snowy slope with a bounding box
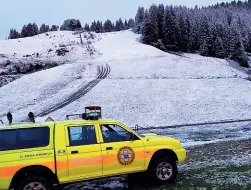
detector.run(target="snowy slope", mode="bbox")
[49,30,251,127]
[94,31,166,61]
[0,31,100,77]
[0,31,99,60]
[0,30,251,134]
[0,61,99,122]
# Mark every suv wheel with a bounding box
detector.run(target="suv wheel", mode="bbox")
[148,157,177,185]
[16,175,52,190]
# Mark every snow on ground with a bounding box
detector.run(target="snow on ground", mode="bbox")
[137,121,251,147]
[94,31,166,61]
[0,31,100,75]
[49,30,251,128]
[0,30,251,146]
[0,61,98,122]
[0,31,99,60]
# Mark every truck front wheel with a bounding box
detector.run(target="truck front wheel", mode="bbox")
[16,175,53,190]
[148,157,177,185]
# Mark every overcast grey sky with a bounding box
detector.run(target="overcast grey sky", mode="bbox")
[0,0,232,39]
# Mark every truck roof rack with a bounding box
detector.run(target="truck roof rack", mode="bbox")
[65,106,102,121]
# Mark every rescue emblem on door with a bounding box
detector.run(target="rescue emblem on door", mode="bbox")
[117,146,135,166]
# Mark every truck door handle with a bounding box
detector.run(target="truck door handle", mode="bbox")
[71,150,79,154]
[106,147,113,150]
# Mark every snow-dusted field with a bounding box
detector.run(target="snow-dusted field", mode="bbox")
[0,29,251,189]
[48,31,251,130]
[0,31,99,61]
[0,31,101,77]
[0,61,99,121]
[0,30,251,145]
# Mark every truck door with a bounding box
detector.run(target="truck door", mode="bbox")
[98,123,145,176]
[65,124,102,180]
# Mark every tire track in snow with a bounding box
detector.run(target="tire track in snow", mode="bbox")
[37,63,110,117]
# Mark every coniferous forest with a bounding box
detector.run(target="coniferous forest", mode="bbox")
[137,0,251,67]
[7,0,251,67]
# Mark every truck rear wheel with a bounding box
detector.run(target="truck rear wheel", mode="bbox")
[148,157,177,186]
[16,175,53,190]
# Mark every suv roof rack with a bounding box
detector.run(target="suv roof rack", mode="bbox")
[65,106,102,121]
[65,113,99,121]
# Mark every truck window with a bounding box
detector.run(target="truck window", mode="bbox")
[68,125,97,146]
[100,124,132,143]
[0,127,50,151]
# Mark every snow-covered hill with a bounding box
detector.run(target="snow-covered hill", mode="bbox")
[0,30,250,130]
[0,31,100,78]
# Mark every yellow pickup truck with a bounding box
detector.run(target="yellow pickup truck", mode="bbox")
[0,109,187,190]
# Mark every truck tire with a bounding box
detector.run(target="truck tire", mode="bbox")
[147,156,177,186]
[16,175,53,190]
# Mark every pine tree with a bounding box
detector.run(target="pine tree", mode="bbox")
[185,16,191,51]
[231,33,246,59]
[124,19,128,29]
[32,23,39,35]
[127,19,135,28]
[39,24,45,33]
[215,22,229,53]
[199,39,210,56]
[26,23,36,36]
[231,1,237,6]
[76,19,82,29]
[115,18,124,31]
[157,4,165,39]
[14,29,21,39]
[226,10,233,26]
[214,36,226,58]
[237,0,243,7]
[229,22,248,67]
[135,6,145,33]
[51,25,58,31]
[229,22,240,58]
[246,30,251,53]
[162,7,181,51]
[237,16,249,50]
[103,19,113,32]
[187,24,199,53]
[148,4,159,42]
[179,15,189,51]
[21,25,28,38]
[199,18,214,56]
[8,29,18,39]
[45,25,50,32]
[8,29,14,39]
[249,0,251,6]
[84,24,90,31]
[96,21,103,33]
[40,24,50,33]
[144,9,149,20]
[142,10,158,45]
[60,19,81,31]
[90,21,97,32]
